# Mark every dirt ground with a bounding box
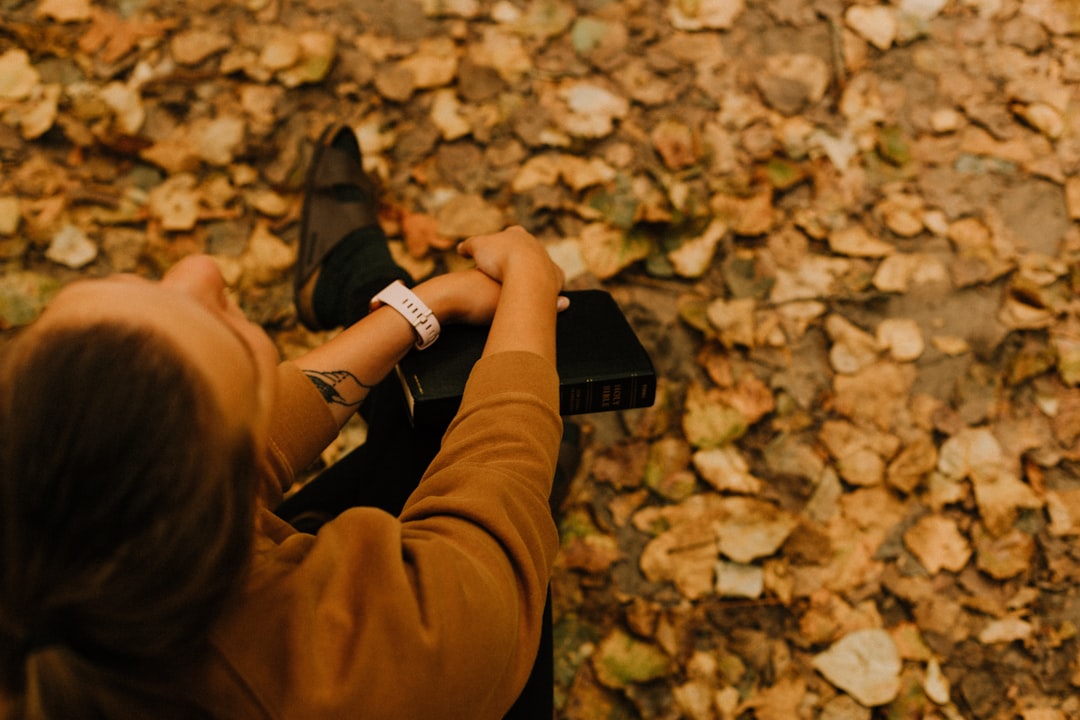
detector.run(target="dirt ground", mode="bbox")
[3,0,1080,717]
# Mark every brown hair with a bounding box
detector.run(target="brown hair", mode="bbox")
[0,320,258,718]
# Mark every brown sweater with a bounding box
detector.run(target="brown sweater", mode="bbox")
[198,351,562,719]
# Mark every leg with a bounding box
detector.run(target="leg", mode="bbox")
[294,123,411,333]
[278,123,429,524]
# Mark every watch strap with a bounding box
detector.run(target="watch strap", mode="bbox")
[371,280,440,350]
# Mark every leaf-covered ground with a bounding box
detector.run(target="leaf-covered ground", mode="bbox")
[3,0,1080,717]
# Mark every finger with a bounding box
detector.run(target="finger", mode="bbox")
[557,295,570,312]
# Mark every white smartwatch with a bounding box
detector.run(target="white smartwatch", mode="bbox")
[371,280,440,350]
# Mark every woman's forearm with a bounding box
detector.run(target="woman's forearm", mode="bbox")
[481,268,560,366]
[292,273,497,428]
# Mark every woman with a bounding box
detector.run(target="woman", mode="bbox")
[0,124,565,719]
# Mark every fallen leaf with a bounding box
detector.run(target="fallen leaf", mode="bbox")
[578,223,651,279]
[832,362,917,432]
[741,676,807,720]
[706,297,756,348]
[559,511,622,574]
[148,174,200,231]
[1045,488,1080,537]
[818,694,873,720]
[711,190,774,236]
[931,335,971,356]
[876,318,925,362]
[718,372,775,425]
[877,125,912,166]
[973,525,1034,579]
[0,49,40,101]
[399,38,458,89]
[423,0,480,17]
[978,615,1033,644]
[171,29,232,65]
[769,254,852,303]
[468,27,532,82]
[247,189,291,218]
[812,629,902,707]
[845,5,898,50]
[46,224,97,269]
[682,382,748,448]
[635,494,797,597]
[673,680,714,720]
[643,437,697,501]
[434,194,505,238]
[35,0,93,22]
[17,84,60,140]
[557,80,629,138]
[714,496,799,563]
[668,0,746,30]
[819,419,900,487]
[99,82,145,136]
[888,621,933,662]
[757,53,830,115]
[0,197,21,235]
[903,514,972,575]
[692,445,763,494]
[875,194,925,237]
[872,253,949,293]
[922,657,951,705]
[826,314,880,374]
[651,119,699,170]
[591,629,671,688]
[1015,101,1064,139]
[242,223,294,285]
[79,8,177,65]
[838,73,886,129]
[637,518,718,599]
[828,225,894,258]
[1051,319,1080,386]
[194,116,246,166]
[715,560,764,598]
[260,32,301,71]
[557,156,617,192]
[515,0,575,39]
[0,272,62,329]
[430,89,470,140]
[886,433,938,494]
[511,155,560,192]
[972,469,1043,537]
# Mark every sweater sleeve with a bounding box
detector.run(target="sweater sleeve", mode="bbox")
[254,362,340,507]
[394,350,563,710]
[210,351,562,720]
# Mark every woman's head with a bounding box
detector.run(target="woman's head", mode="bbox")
[32,254,281,438]
[0,255,279,715]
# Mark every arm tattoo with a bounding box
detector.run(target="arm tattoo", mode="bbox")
[303,369,374,408]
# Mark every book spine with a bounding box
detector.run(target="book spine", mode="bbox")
[559,372,656,416]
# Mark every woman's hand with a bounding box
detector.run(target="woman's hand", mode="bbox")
[458,226,565,363]
[457,226,565,296]
[419,227,568,328]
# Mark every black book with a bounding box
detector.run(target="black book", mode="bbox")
[395,289,657,427]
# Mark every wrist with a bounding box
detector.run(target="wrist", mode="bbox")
[413,270,498,324]
[501,266,562,303]
[412,276,459,323]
